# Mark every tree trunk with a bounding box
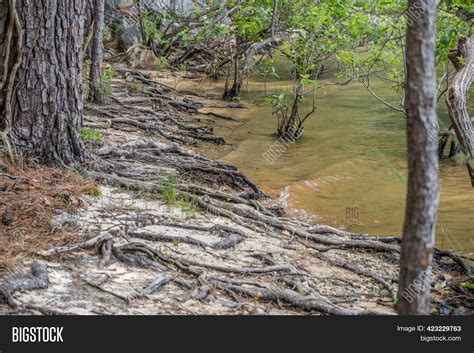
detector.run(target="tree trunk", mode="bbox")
[277,78,303,139]
[397,0,440,315]
[135,0,149,46]
[83,0,94,61]
[271,0,278,38]
[446,34,474,186]
[284,88,302,136]
[223,37,278,101]
[89,0,105,103]
[0,0,86,166]
[223,52,242,101]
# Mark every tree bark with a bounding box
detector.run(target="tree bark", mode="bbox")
[397,0,440,315]
[271,0,278,38]
[277,79,302,138]
[89,0,105,103]
[0,0,86,166]
[223,50,242,101]
[82,0,94,60]
[445,34,474,186]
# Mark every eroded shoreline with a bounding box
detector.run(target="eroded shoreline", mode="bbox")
[0,67,471,315]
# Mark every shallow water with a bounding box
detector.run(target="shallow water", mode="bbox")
[166,70,474,256]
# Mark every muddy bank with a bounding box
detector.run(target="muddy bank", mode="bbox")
[0,67,471,315]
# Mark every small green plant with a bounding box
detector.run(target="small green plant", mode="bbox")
[155,57,169,71]
[177,63,188,72]
[83,183,101,197]
[79,127,103,142]
[128,82,141,92]
[460,283,474,290]
[178,196,197,219]
[162,172,177,204]
[98,66,116,98]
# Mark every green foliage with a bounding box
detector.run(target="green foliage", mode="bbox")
[139,6,164,44]
[127,82,142,92]
[178,196,197,220]
[256,57,279,80]
[79,127,103,142]
[162,172,178,205]
[130,0,471,115]
[155,57,170,71]
[98,66,116,98]
[279,0,354,77]
[341,0,472,106]
[229,0,273,40]
[267,91,291,128]
[177,62,188,72]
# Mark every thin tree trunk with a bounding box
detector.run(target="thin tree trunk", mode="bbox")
[271,0,278,38]
[135,0,148,46]
[83,0,93,58]
[277,77,302,138]
[89,0,105,103]
[285,82,302,135]
[223,51,242,100]
[397,0,440,315]
[0,0,86,166]
[446,34,474,186]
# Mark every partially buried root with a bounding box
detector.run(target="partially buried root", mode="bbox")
[0,262,49,308]
[37,232,375,314]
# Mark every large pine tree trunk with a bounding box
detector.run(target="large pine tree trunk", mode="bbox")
[89,0,105,103]
[0,0,86,166]
[446,34,474,186]
[397,0,440,315]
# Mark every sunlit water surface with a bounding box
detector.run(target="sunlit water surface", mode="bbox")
[162,68,474,256]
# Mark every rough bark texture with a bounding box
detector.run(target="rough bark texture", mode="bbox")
[271,0,278,38]
[89,0,105,103]
[397,0,440,315]
[0,4,8,112]
[83,0,93,60]
[446,34,474,186]
[0,261,49,307]
[0,0,86,166]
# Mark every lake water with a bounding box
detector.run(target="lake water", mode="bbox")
[164,67,474,257]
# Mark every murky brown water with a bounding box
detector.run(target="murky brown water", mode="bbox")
[163,69,474,256]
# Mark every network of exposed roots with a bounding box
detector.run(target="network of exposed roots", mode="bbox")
[0,67,471,315]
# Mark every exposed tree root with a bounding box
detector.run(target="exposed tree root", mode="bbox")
[86,169,400,253]
[37,233,113,257]
[208,276,372,315]
[128,229,245,250]
[128,275,173,302]
[0,262,49,307]
[312,251,397,300]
